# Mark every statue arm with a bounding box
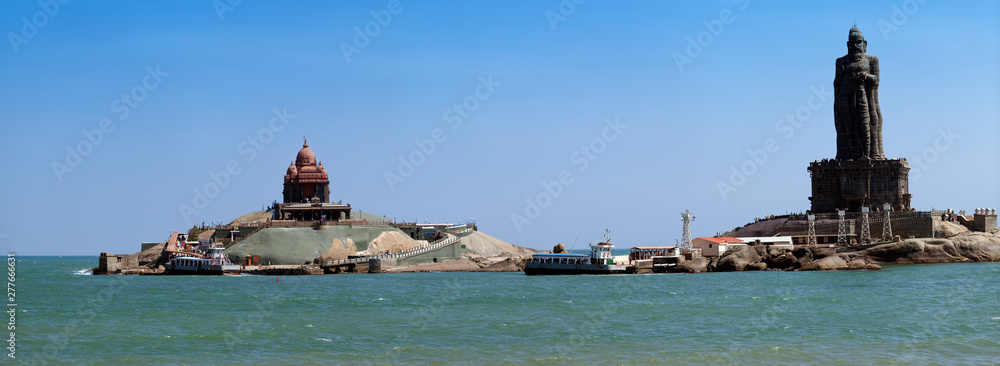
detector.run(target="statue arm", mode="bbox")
[867,56,879,86]
[834,58,842,94]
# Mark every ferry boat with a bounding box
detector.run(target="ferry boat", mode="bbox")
[166,244,241,275]
[524,236,627,275]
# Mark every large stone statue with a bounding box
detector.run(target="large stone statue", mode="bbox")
[834,26,884,160]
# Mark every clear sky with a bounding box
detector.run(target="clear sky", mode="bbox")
[1,0,997,255]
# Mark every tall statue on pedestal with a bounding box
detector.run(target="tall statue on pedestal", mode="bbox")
[810,25,910,213]
[834,26,884,160]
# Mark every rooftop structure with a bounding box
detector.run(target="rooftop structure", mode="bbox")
[276,138,351,222]
[283,138,331,204]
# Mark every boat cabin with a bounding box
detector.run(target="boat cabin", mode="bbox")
[628,246,681,261]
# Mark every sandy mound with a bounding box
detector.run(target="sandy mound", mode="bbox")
[321,238,357,261]
[365,231,425,254]
[228,210,273,226]
[197,230,216,241]
[459,231,536,259]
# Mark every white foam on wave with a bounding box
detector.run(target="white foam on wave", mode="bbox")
[991,317,1000,320]
[313,337,332,342]
[74,269,92,275]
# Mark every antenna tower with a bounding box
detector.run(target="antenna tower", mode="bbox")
[680,210,695,249]
[807,214,817,247]
[837,210,847,246]
[860,207,872,245]
[881,204,893,241]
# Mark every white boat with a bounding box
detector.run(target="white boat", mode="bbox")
[524,240,626,275]
[166,244,240,275]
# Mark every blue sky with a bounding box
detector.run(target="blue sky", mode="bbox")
[1,0,997,255]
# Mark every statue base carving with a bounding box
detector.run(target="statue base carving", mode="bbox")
[808,159,912,213]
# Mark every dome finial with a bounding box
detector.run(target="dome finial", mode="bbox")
[303,136,308,148]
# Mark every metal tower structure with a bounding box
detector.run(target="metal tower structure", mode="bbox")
[837,210,847,246]
[680,210,695,249]
[807,214,818,246]
[860,207,872,245]
[881,203,893,241]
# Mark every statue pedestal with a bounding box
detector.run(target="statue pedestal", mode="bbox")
[808,159,912,213]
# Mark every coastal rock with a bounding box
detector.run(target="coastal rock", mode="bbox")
[809,247,835,260]
[800,255,849,271]
[716,257,749,271]
[949,233,1000,261]
[553,243,568,253]
[860,239,965,264]
[674,257,710,273]
[715,245,760,272]
[476,258,524,272]
[935,221,969,238]
[846,258,882,270]
[746,262,768,271]
[766,251,798,270]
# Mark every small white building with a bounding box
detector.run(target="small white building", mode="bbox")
[736,236,794,250]
[690,237,744,257]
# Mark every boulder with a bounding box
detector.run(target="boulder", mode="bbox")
[949,233,1000,261]
[553,243,568,253]
[715,245,760,272]
[766,252,797,270]
[860,239,965,264]
[716,256,749,272]
[935,221,969,238]
[801,255,849,271]
[846,258,882,270]
[746,262,768,271]
[673,257,710,273]
[809,247,835,260]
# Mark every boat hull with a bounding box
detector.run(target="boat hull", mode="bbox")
[524,264,626,275]
[166,260,241,275]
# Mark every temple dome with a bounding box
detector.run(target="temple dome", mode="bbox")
[318,161,327,176]
[286,162,297,176]
[295,139,316,167]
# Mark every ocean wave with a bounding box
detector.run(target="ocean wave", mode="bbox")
[74,269,92,275]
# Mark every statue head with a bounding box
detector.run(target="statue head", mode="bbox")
[847,26,867,54]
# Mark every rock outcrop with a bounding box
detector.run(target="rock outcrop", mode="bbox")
[701,229,1000,273]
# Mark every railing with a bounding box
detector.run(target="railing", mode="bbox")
[787,210,934,221]
[268,219,395,227]
[322,233,461,267]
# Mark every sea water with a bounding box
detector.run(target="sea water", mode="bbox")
[11,256,1000,365]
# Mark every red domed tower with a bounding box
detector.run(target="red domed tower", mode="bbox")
[282,138,331,203]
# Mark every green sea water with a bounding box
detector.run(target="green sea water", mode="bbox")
[11,256,1000,365]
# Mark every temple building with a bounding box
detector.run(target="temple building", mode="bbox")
[283,138,330,203]
[275,138,351,221]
